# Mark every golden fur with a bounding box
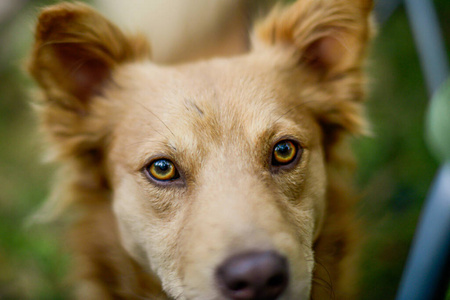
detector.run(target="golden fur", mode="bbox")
[28,1,373,299]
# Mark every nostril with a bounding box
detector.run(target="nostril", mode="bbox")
[229,280,249,291]
[267,274,286,287]
[216,251,289,300]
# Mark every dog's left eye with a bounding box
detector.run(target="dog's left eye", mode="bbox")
[271,140,301,167]
[145,159,180,181]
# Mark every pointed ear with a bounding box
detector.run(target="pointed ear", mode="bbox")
[28,2,150,110]
[28,2,151,159]
[253,0,373,137]
[253,0,373,78]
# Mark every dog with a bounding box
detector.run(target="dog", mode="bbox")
[28,0,373,299]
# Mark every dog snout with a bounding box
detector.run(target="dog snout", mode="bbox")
[215,251,289,300]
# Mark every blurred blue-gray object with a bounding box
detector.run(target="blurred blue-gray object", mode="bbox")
[381,0,450,299]
[396,162,450,300]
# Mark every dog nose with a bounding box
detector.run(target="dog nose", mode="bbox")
[216,251,289,300]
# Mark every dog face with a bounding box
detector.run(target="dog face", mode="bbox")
[106,58,328,298]
[29,1,372,299]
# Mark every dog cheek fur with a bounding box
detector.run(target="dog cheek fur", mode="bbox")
[112,173,187,298]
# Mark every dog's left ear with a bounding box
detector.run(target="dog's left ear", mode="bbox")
[253,0,373,135]
[254,0,373,77]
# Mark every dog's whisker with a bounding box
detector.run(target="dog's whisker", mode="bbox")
[121,107,172,140]
[312,277,333,290]
[311,276,335,299]
[274,100,316,124]
[314,259,335,299]
[305,256,335,300]
[311,280,335,300]
[130,98,176,138]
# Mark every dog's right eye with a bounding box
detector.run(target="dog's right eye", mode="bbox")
[145,159,180,182]
[270,139,302,170]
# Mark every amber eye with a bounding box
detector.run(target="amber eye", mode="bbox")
[146,159,179,181]
[272,140,299,166]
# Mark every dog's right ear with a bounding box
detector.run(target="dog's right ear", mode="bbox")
[28,2,150,160]
[29,2,150,112]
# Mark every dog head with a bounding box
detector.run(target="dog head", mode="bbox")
[29,1,372,299]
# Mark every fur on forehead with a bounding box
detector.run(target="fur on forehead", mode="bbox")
[105,59,320,166]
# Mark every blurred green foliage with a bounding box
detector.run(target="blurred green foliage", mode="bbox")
[426,78,450,163]
[355,2,449,297]
[0,0,448,299]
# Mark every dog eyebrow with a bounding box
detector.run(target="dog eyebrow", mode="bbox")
[184,98,204,116]
[168,143,177,151]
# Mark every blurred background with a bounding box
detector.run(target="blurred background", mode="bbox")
[0,0,448,299]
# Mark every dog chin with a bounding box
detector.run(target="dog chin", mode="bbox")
[175,283,311,300]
